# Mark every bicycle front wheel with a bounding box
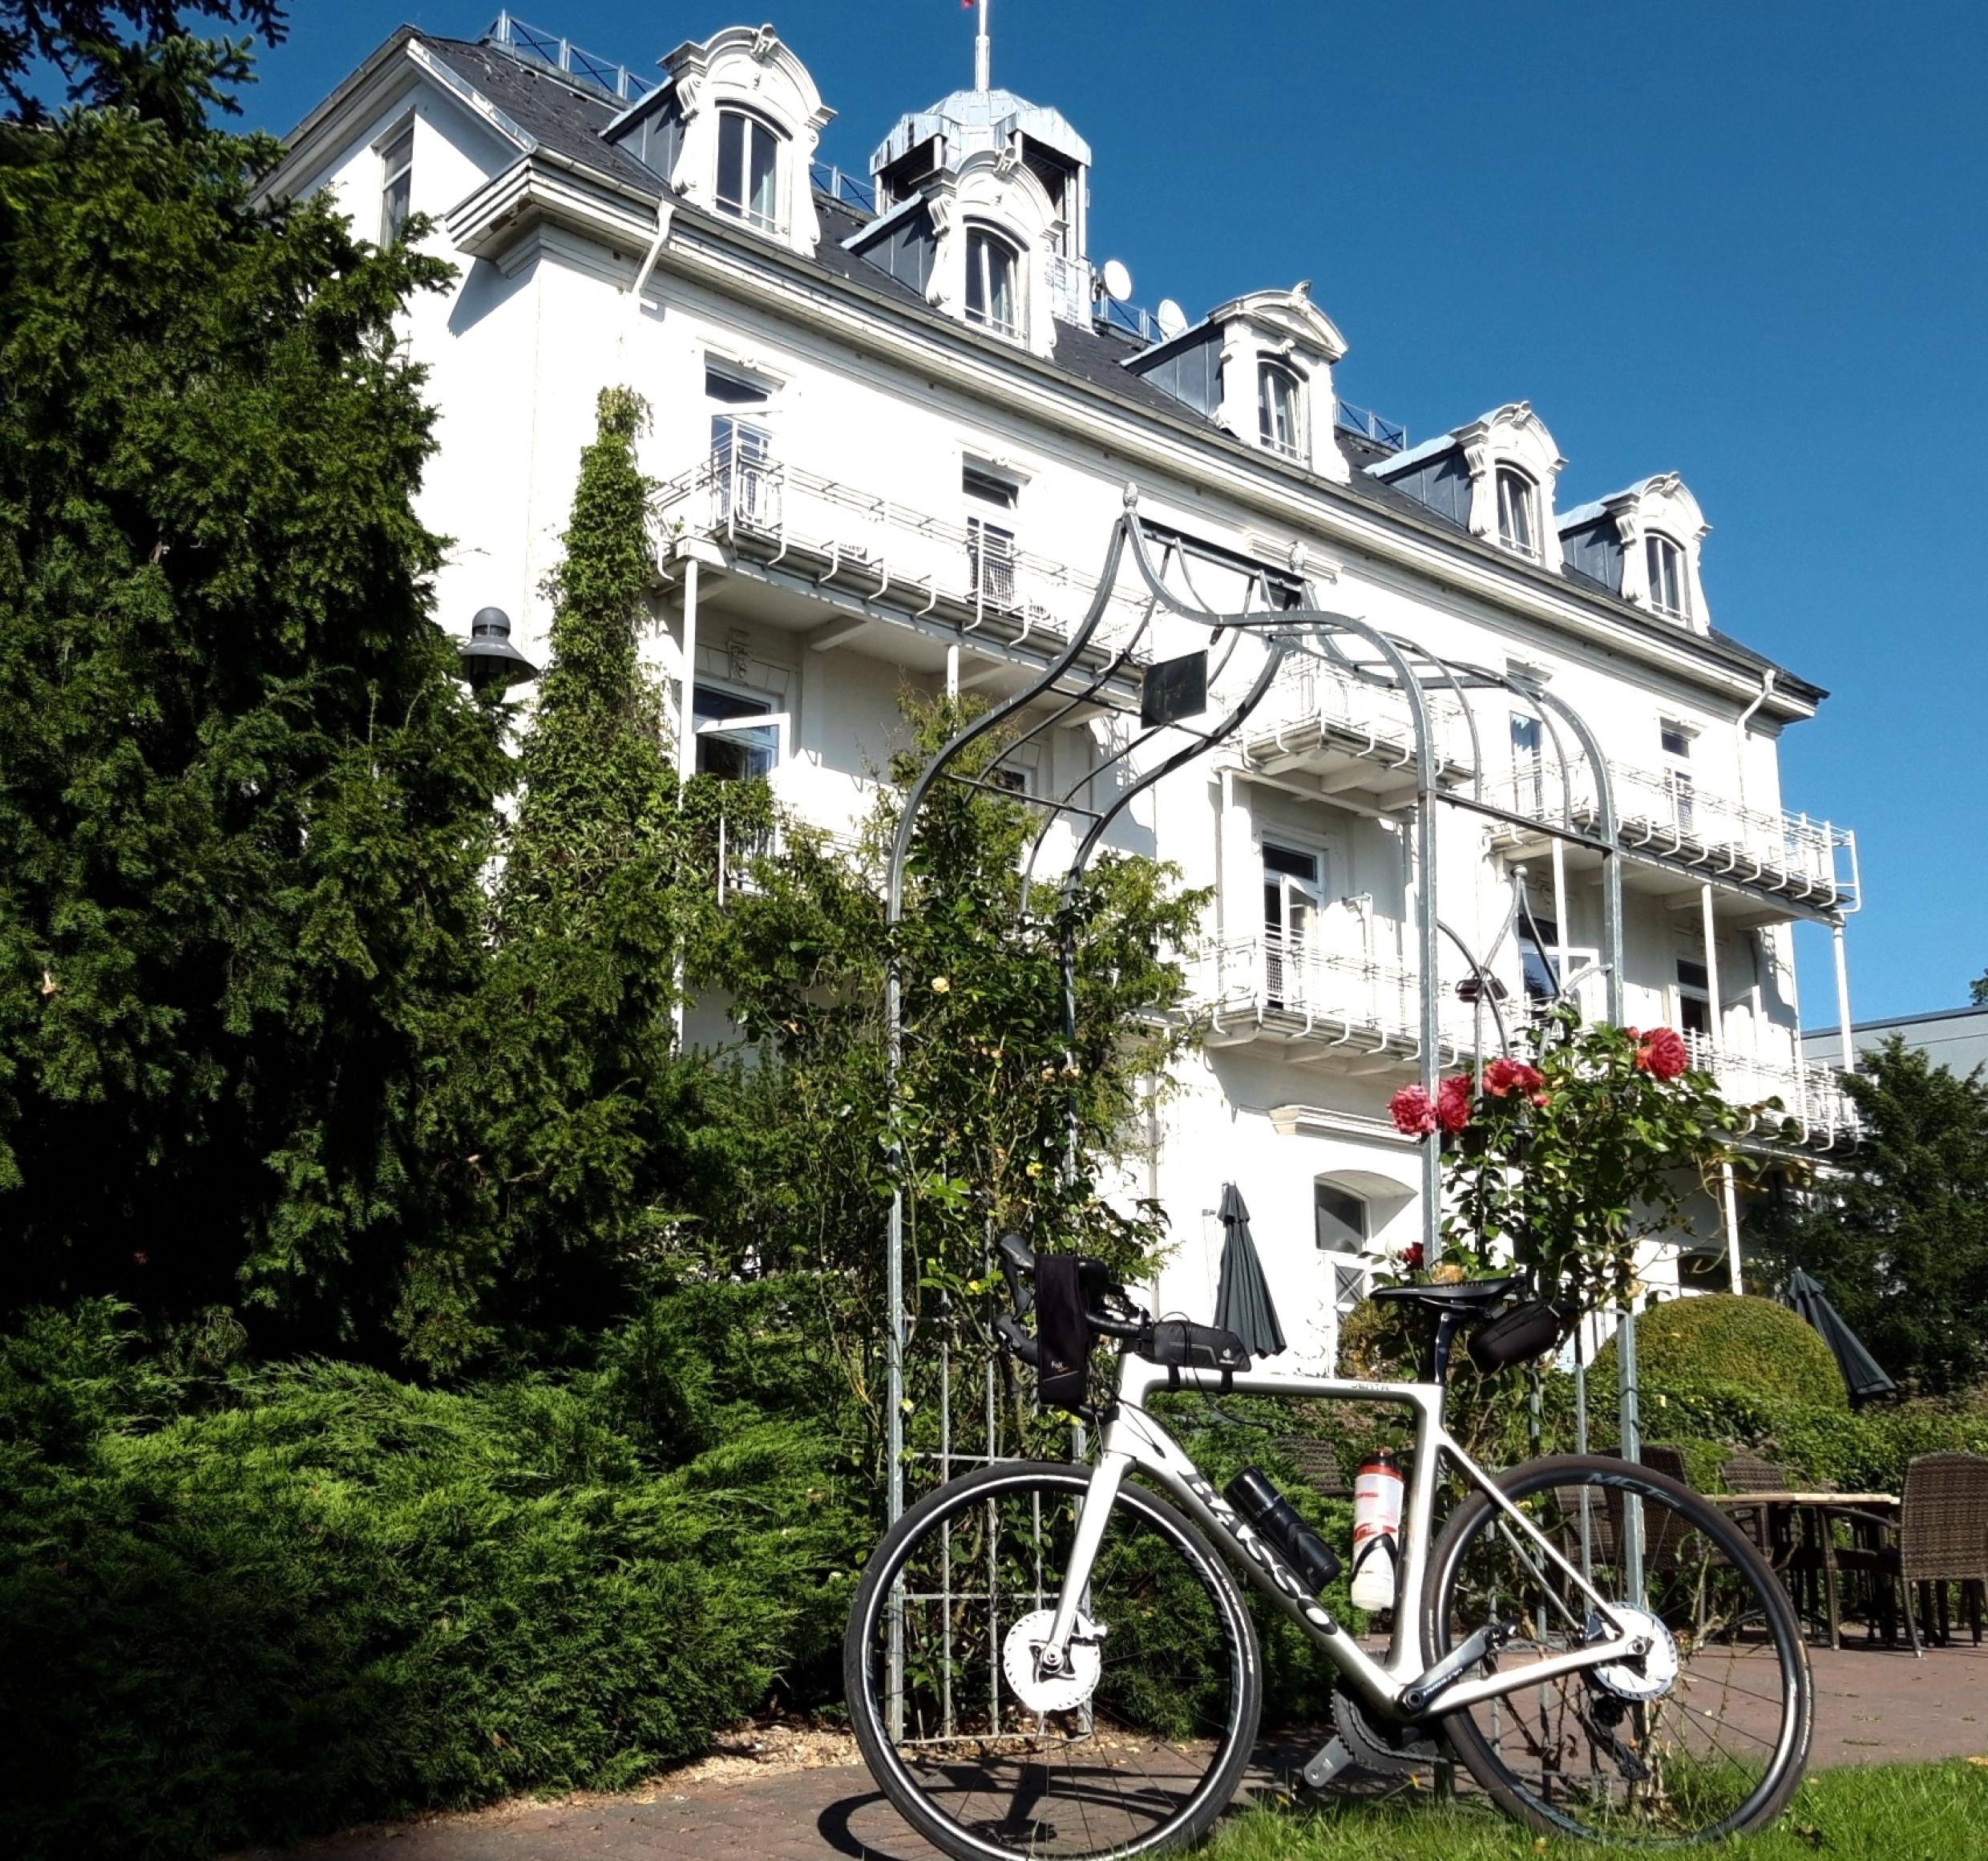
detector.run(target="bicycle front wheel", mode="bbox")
[1423,1453,1812,1845]
[844,1460,1263,1861]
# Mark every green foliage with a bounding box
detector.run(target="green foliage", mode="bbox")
[1593,1293,1846,1411]
[0,2,285,127]
[1747,1038,1988,1394]
[0,95,514,1362]
[0,1293,862,1861]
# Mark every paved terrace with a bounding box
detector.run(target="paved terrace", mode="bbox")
[240,1643,1987,1861]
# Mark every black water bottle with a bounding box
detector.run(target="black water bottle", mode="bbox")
[1224,1467,1342,1594]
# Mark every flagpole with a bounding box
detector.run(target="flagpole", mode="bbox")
[975,0,991,92]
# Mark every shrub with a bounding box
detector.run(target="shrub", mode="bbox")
[0,1296,864,1861]
[1594,1293,1847,1412]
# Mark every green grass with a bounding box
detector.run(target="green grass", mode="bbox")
[1207,1760,1988,1860]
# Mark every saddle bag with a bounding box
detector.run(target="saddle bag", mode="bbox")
[1467,1297,1567,1373]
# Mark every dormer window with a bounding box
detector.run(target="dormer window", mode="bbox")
[1496,467,1538,559]
[964,226,1022,338]
[716,108,782,233]
[1646,534,1689,620]
[1258,361,1303,459]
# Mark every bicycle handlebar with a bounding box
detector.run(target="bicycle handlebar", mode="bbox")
[992,1231,1150,1362]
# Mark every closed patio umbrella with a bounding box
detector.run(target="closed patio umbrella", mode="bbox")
[1214,1182,1286,1358]
[1776,1267,1898,1404]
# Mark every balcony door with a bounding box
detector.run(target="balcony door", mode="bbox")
[1262,842,1322,1008]
[707,367,774,528]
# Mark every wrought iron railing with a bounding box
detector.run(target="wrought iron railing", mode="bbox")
[654,442,1154,661]
[483,11,656,101]
[1495,754,1857,910]
[1683,1030,1861,1148]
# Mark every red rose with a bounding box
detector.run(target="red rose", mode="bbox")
[1485,1057,1546,1098]
[1635,1026,1689,1082]
[1436,1074,1473,1134]
[1389,1084,1437,1135]
[1401,1243,1425,1271]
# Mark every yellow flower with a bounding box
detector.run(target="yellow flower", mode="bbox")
[931,977,951,994]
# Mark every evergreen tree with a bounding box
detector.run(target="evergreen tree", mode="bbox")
[1748,1038,1988,1394]
[0,84,511,1361]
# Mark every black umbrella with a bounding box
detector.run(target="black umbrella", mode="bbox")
[1214,1183,1286,1358]
[1776,1268,1898,1404]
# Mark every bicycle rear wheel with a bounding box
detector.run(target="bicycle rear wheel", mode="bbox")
[844,1460,1263,1861]
[1423,1453,1812,1845]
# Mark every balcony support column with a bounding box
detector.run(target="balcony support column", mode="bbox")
[677,554,701,784]
[1701,883,1744,1295]
[1832,923,1855,1073]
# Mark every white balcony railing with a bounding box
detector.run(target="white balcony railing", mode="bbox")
[1682,1030,1861,1151]
[655,443,1152,670]
[1242,657,1473,786]
[1197,928,1481,1062]
[1496,755,1857,912]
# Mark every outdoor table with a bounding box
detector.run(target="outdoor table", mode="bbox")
[1709,1492,1901,1646]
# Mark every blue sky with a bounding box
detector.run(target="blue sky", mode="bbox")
[235,2,1986,1024]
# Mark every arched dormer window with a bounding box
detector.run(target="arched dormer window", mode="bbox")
[964,225,1023,339]
[1645,532,1689,621]
[715,107,782,233]
[1258,361,1303,460]
[1496,466,1539,559]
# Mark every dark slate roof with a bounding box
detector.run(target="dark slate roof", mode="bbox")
[412,33,1824,710]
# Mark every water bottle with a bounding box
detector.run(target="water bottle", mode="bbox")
[1223,1467,1341,1594]
[1349,1448,1405,1612]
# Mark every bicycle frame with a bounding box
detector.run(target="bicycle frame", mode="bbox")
[1036,1353,1643,1724]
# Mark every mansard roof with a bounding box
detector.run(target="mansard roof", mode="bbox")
[269,26,1824,714]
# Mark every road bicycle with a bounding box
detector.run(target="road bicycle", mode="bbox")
[845,1236,1812,1859]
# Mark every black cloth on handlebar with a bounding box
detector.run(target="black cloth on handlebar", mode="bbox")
[1033,1255,1090,1410]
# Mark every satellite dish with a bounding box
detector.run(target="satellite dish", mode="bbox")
[1155,297,1189,340]
[1100,257,1133,304]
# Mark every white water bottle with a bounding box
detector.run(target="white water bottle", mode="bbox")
[1349,1448,1404,1612]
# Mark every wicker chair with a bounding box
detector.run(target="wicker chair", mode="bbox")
[1834,1451,1988,1653]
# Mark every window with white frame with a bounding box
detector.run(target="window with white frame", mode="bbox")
[963,463,1019,606]
[1315,1181,1368,1254]
[1646,532,1690,621]
[1660,718,1695,833]
[1261,842,1321,1007]
[1675,957,1712,1042]
[1519,912,1561,1003]
[1496,466,1539,558]
[379,123,414,245]
[715,108,782,233]
[1510,711,1544,816]
[693,683,783,781]
[964,227,1022,338]
[1257,361,1303,459]
[707,367,774,523]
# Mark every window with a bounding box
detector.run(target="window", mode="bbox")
[716,109,781,232]
[1660,720,1695,833]
[964,227,1022,338]
[1258,361,1303,459]
[1315,1182,1368,1254]
[1262,842,1321,1006]
[966,516,1016,608]
[1646,533,1689,620]
[1519,912,1561,1003]
[707,369,773,524]
[1496,467,1538,558]
[1659,720,1692,760]
[1510,711,1544,816]
[1676,957,1711,1041]
[379,124,414,245]
[962,464,1019,509]
[693,684,781,781]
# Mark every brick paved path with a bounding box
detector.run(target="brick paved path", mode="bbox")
[238,1644,1988,1861]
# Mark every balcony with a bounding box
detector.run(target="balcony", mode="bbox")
[1680,1030,1861,1153]
[1492,755,1857,920]
[653,441,1151,690]
[1238,657,1476,811]
[1197,928,1481,1067]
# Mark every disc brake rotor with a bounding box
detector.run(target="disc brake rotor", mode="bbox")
[1002,1608,1104,1715]
[1590,1606,1680,1701]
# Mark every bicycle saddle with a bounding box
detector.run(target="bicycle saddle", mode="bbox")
[1370,1273,1525,1315]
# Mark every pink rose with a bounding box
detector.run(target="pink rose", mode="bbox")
[1389,1085,1437,1135]
[1436,1074,1473,1134]
[1485,1057,1546,1098]
[1635,1026,1689,1082]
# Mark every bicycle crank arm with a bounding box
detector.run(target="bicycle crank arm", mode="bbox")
[1399,1620,1514,1716]
[1403,1624,1649,1719]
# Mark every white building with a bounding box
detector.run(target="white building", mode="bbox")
[269,14,1865,1365]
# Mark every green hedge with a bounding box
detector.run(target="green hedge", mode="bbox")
[0,1294,864,1861]
[1594,1294,1847,1412]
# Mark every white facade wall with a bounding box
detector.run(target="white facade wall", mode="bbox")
[271,25,1863,1367]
